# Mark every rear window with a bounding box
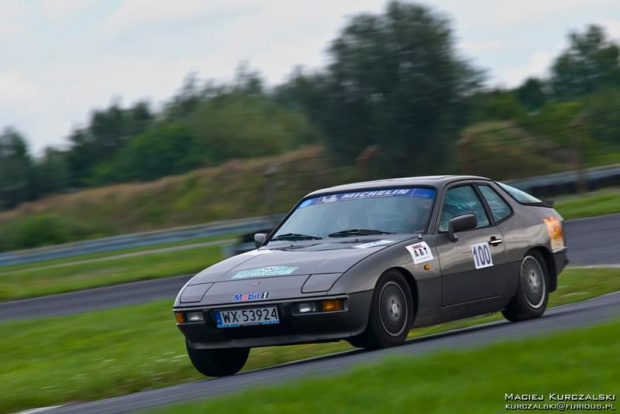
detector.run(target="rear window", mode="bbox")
[497,182,541,204]
[478,185,512,222]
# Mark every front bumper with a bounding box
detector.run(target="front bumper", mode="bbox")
[174,291,372,349]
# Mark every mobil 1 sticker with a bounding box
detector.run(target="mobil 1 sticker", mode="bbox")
[406,241,433,264]
[471,242,493,269]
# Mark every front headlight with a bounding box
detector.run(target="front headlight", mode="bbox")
[185,311,205,322]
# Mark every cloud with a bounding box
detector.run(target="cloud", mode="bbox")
[0,2,30,40]
[40,0,97,18]
[598,19,620,40]
[460,39,508,53]
[102,0,254,35]
[432,0,619,28]
[98,0,386,84]
[0,71,38,104]
[496,17,620,87]
[41,0,91,13]
[0,23,28,40]
[500,50,556,87]
[0,2,27,18]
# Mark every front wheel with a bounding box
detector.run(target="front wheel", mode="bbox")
[186,341,249,377]
[349,270,413,349]
[502,251,549,322]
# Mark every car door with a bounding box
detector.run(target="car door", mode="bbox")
[434,184,508,307]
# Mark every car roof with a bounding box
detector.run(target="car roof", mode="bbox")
[305,175,492,197]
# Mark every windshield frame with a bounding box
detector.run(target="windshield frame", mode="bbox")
[266,185,438,245]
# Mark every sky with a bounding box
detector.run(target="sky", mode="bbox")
[0,0,619,154]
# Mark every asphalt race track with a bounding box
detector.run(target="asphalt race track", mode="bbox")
[1,214,619,322]
[45,292,620,414]
[563,213,620,266]
[0,275,192,322]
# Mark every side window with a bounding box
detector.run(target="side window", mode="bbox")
[439,185,490,232]
[497,182,541,204]
[478,185,512,222]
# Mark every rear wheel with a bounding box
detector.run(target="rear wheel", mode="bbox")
[502,251,549,322]
[349,270,413,349]
[186,341,249,377]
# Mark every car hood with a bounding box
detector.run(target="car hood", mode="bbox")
[187,235,412,285]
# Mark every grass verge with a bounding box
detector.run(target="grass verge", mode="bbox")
[0,244,223,301]
[151,317,620,414]
[555,187,620,219]
[0,267,618,413]
[0,232,236,275]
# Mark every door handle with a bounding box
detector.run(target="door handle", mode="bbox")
[489,237,503,246]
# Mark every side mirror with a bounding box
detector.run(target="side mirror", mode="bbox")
[254,233,267,248]
[448,214,477,242]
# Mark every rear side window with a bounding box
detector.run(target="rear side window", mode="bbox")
[497,182,541,204]
[439,185,490,232]
[478,185,512,222]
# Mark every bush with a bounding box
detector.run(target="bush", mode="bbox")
[459,121,566,180]
[0,215,100,252]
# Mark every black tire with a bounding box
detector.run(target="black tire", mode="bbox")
[186,341,249,377]
[349,270,413,349]
[502,250,549,322]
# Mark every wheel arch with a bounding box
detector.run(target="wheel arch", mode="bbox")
[529,246,557,292]
[389,266,419,323]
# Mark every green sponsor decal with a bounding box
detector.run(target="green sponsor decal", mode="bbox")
[233,266,299,279]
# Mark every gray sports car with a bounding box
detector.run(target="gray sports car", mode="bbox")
[174,175,568,376]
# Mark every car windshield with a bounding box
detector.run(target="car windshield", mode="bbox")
[270,187,436,242]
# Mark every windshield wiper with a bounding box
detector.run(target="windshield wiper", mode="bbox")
[328,229,395,238]
[271,233,323,241]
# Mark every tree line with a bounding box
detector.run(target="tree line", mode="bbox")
[1,1,619,210]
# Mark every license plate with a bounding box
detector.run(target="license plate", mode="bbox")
[215,307,280,328]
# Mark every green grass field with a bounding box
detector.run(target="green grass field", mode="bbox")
[555,187,620,219]
[0,268,618,414]
[0,232,236,275]
[0,244,224,301]
[151,317,620,414]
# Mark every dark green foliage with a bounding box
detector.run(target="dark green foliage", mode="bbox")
[67,101,154,186]
[278,1,483,176]
[516,101,611,166]
[185,93,322,165]
[515,78,549,110]
[94,124,203,183]
[581,87,620,150]
[469,90,528,122]
[0,214,99,251]
[461,121,565,180]
[550,25,620,100]
[32,148,70,195]
[66,66,322,187]
[0,128,34,209]
[518,101,582,147]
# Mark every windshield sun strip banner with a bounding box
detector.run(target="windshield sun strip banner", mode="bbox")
[297,188,435,209]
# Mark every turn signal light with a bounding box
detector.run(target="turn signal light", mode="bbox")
[321,300,343,312]
[174,312,185,323]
